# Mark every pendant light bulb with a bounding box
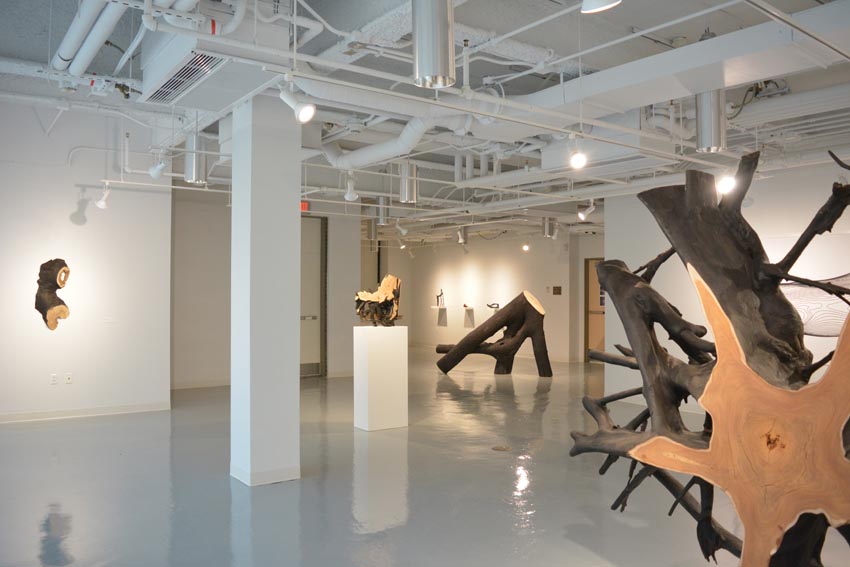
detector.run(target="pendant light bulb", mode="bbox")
[581,0,622,14]
[570,151,588,170]
[716,175,737,195]
[522,243,530,252]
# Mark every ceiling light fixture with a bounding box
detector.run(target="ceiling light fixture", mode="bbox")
[412,0,456,89]
[344,173,359,202]
[279,87,316,124]
[578,198,596,221]
[581,0,622,14]
[457,226,468,245]
[399,162,418,204]
[570,150,588,170]
[716,174,737,195]
[522,243,530,252]
[397,238,407,250]
[148,159,166,180]
[184,133,207,185]
[95,184,111,210]
[543,217,558,238]
[395,219,409,236]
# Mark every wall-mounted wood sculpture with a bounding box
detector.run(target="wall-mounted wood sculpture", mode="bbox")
[35,259,70,330]
[572,151,850,567]
[355,274,401,326]
[436,291,552,377]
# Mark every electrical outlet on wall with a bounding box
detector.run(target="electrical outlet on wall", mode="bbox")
[50,374,58,386]
[64,373,73,385]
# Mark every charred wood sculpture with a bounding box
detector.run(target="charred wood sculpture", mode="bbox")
[571,151,850,567]
[35,259,70,330]
[436,291,553,377]
[355,274,401,326]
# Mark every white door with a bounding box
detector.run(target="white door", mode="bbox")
[300,217,324,377]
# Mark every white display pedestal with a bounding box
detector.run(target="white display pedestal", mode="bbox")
[353,326,408,431]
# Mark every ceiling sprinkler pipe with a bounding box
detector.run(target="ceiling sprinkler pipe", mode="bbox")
[412,0,456,89]
[50,0,107,71]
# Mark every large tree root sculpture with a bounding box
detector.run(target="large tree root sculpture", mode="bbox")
[436,291,553,377]
[35,259,70,330]
[571,152,850,567]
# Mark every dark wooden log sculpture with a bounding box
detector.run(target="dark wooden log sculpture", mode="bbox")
[35,259,70,330]
[355,274,401,326]
[436,291,553,377]
[570,151,850,567]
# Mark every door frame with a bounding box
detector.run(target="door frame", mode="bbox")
[301,215,328,378]
[584,257,604,363]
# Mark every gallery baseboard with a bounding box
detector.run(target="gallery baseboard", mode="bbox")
[0,401,171,424]
[230,464,301,486]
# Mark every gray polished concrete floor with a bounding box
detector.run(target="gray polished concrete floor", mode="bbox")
[1,347,847,566]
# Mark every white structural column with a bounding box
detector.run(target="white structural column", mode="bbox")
[230,95,301,486]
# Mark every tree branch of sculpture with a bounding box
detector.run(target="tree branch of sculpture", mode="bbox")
[633,247,675,283]
[774,181,850,274]
[588,349,639,369]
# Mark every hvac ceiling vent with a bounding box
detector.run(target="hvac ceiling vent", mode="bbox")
[145,52,226,106]
[139,17,289,112]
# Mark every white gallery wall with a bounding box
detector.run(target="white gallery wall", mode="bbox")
[0,101,172,422]
[171,190,231,389]
[604,162,850,400]
[403,233,603,363]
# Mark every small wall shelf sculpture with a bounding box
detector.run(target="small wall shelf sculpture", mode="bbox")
[572,151,850,567]
[355,274,401,326]
[35,259,70,330]
[435,289,445,307]
[436,291,552,377]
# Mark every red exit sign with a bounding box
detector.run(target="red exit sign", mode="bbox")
[300,200,310,212]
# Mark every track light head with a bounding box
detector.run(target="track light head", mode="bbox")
[148,160,166,180]
[344,175,359,202]
[456,226,468,245]
[396,220,409,236]
[578,199,596,221]
[397,238,407,250]
[95,185,111,210]
[279,88,316,124]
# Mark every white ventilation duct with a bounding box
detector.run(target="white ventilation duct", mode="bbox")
[399,162,418,204]
[184,133,207,184]
[412,0,456,89]
[68,2,129,76]
[321,115,469,170]
[50,0,106,71]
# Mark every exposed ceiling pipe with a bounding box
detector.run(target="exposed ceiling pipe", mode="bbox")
[412,0,456,89]
[743,0,850,62]
[50,0,107,71]
[68,2,129,77]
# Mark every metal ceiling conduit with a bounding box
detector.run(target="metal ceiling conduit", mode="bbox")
[50,0,107,71]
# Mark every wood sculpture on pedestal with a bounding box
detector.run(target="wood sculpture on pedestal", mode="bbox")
[571,151,850,567]
[436,291,553,377]
[35,259,70,330]
[355,274,401,326]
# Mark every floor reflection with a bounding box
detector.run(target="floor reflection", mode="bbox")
[39,504,73,567]
[0,347,845,567]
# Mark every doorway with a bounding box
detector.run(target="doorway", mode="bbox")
[301,216,327,378]
[584,257,605,362]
